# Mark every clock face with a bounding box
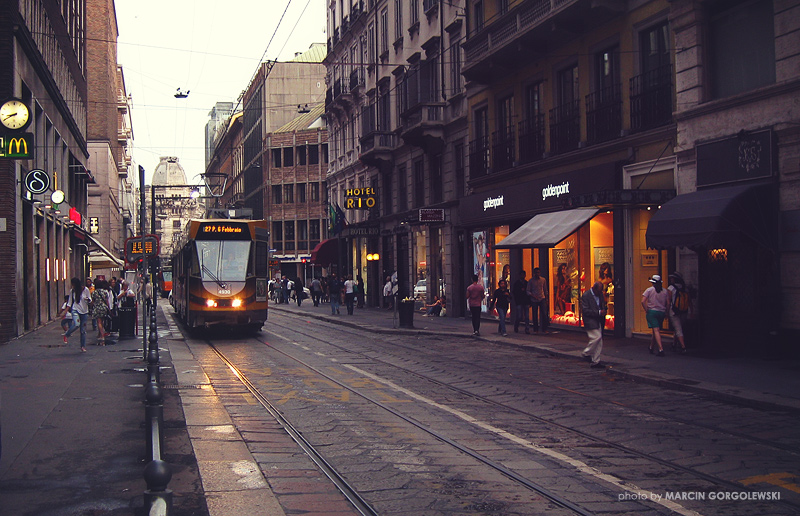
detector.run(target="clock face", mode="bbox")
[0,99,31,130]
[51,190,65,204]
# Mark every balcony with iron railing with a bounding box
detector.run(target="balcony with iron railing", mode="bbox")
[462,0,624,83]
[518,114,545,164]
[549,100,581,155]
[399,69,446,151]
[349,67,364,93]
[468,136,490,181]
[586,84,622,145]
[359,104,396,167]
[491,127,515,173]
[630,65,673,133]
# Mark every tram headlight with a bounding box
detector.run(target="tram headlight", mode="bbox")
[231,298,242,308]
[206,299,217,308]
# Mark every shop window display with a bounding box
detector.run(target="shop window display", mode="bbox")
[549,212,614,330]
[472,231,489,312]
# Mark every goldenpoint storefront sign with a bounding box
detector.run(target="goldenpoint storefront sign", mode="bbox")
[460,164,614,225]
[542,181,570,201]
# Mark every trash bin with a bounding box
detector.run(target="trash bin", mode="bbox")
[398,300,415,329]
[118,305,136,339]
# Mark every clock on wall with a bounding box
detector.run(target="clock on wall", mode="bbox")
[0,98,31,131]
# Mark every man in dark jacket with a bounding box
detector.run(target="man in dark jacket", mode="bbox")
[512,271,530,334]
[294,277,304,307]
[580,281,607,368]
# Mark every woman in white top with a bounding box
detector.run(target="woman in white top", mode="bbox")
[64,277,92,352]
[641,275,671,357]
[343,276,356,315]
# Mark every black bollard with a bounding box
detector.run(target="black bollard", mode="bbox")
[143,459,173,515]
[147,304,160,383]
[144,381,163,462]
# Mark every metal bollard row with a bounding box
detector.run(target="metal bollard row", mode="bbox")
[143,303,172,515]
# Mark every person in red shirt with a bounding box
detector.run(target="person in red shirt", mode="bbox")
[466,274,485,336]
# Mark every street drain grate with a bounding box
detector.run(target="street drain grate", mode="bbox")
[161,384,209,389]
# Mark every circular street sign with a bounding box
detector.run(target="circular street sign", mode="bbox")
[24,169,50,194]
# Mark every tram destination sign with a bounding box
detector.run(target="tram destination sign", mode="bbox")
[196,221,250,240]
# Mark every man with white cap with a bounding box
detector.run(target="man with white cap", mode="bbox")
[642,275,670,356]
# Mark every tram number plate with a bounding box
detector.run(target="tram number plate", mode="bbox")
[218,289,231,295]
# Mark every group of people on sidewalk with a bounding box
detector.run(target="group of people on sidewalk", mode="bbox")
[582,272,689,368]
[272,273,366,315]
[468,268,691,369]
[58,275,142,351]
[467,268,551,337]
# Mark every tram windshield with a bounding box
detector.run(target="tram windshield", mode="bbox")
[196,241,250,282]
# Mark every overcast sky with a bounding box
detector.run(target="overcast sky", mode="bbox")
[115,0,327,185]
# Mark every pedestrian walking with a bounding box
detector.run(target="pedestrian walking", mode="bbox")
[489,279,512,336]
[356,275,365,308]
[383,276,394,310]
[642,275,670,356]
[64,277,91,352]
[466,274,485,336]
[310,276,322,307]
[281,276,290,304]
[57,294,72,343]
[667,272,689,353]
[320,276,329,304]
[580,281,607,368]
[92,279,112,345]
[527,267,549,334]
[87,277,96,331]
[294,277,304,307]
[344,275,356,315]
[328,273,342,315]
[512,271,530,334]
[142,276,153,315]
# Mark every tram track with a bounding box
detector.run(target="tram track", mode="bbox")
[164,301,800,515]
[277,310,800,457]
[257,311,800,514]
[205,338,596,516]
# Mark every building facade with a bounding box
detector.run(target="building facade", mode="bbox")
[645,0,799,352]
[264,104,329,282]
[86,0,134,278]
[460,0,677,335]
[150,156,205,260]
[1,0,92,340]
[325,0,470,307]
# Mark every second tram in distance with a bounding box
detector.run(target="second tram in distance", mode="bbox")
[171,218,269,331]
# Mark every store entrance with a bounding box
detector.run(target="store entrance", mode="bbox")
[699,243,777,354]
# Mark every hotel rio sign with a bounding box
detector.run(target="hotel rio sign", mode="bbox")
[344,187,378,209]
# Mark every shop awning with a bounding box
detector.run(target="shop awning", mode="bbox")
[495,208,599,249]
[87,251,123,269]
[645,182,775,250]
[74,227,125,268]
[309,238,339,266]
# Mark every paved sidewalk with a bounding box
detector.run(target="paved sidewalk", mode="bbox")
[269,301,800,412]
[0,306,208,516]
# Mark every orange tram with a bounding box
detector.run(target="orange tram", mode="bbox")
[171,219,269,331]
